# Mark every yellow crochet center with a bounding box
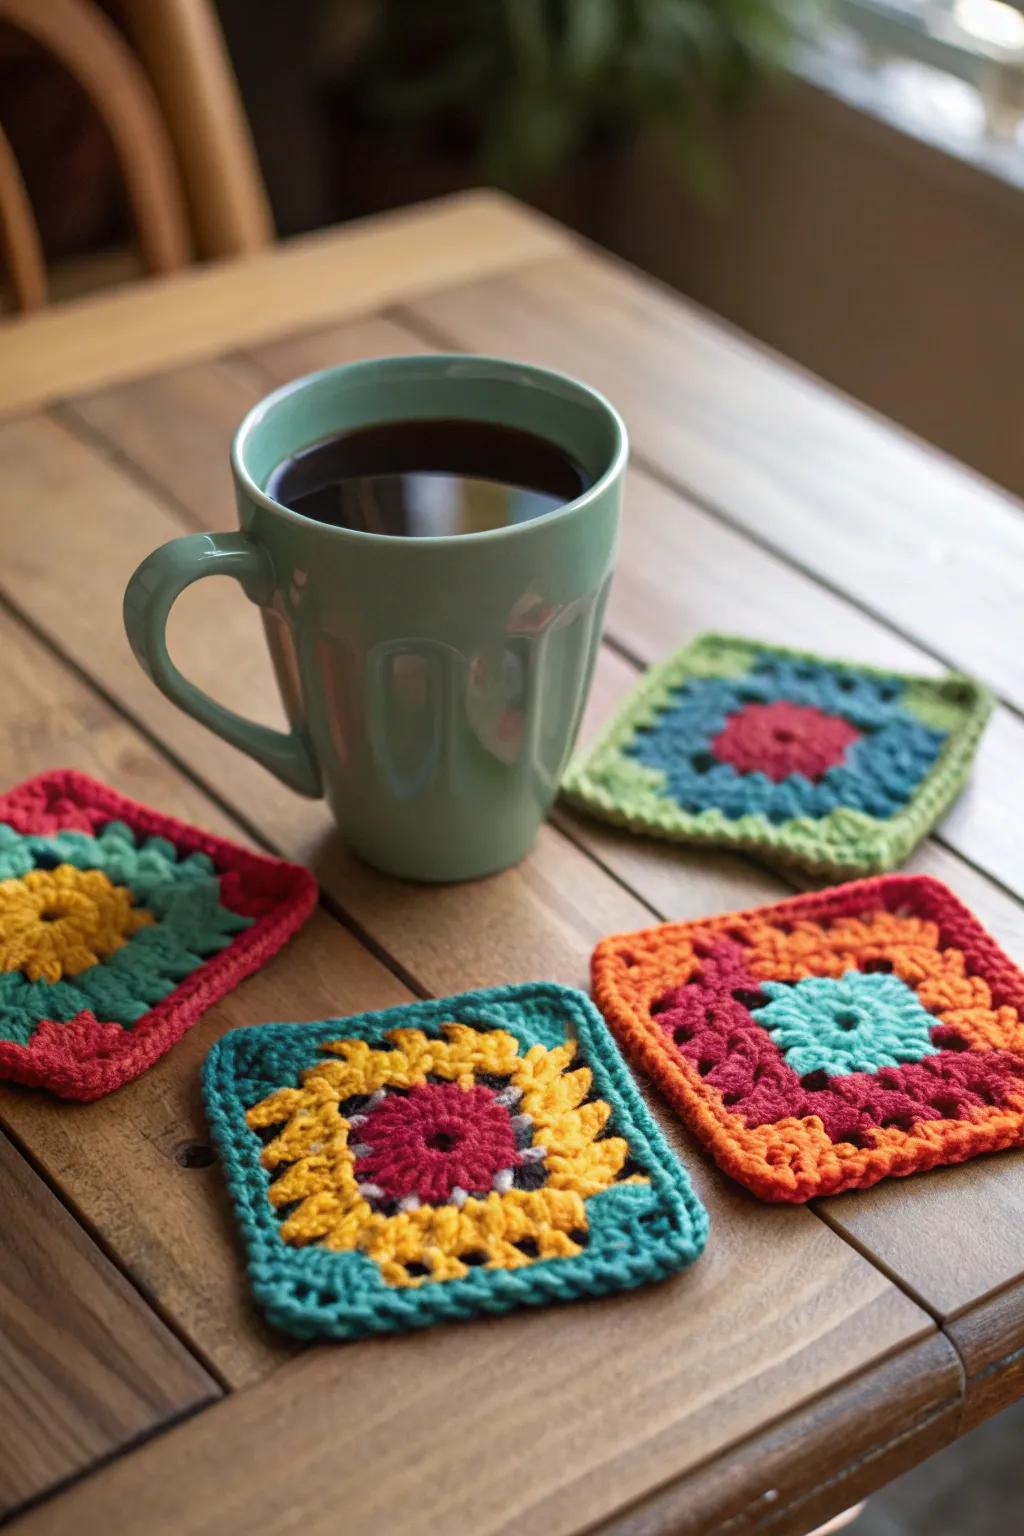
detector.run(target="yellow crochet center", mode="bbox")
[247,1023,643,1287]
[0,864,154,984]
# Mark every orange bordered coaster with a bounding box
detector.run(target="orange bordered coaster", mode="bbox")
[591,875,1024,1202]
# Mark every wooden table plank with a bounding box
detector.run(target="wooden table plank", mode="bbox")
[0,191,569,417]
[0,377,942,1534]
[946,1280,1024,1433]
[402,252,1024,710]
[7,1336,961,1536]
[61,316,433,533]
[0,1131,217,1518]
[0,604,412,1390]
[596,1335,961,1536]
[44,327,1024,1349]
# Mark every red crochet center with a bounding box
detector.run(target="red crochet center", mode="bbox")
[0,769,316,1100]
[354,1080,519,1203]
[712,700,859,782]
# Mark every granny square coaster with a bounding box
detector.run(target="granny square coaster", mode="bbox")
[202,983,708,1340]
[563,633,992,876]
[0,769,317,1100]
[592,875,1024,1202]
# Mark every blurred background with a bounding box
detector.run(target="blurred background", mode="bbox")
[2,0,1022,500]
[0,5,1022,1531]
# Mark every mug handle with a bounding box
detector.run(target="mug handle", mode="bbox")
[123,531,322,797]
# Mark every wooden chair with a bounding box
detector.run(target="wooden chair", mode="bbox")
[0,0,273,311]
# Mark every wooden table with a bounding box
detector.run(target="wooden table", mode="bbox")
[1,190,1022,1536]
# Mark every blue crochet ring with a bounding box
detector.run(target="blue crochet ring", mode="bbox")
[627,655,946,826]
[202,983,707,1340]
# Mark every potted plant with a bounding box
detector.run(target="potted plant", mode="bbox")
[327,0,821,220]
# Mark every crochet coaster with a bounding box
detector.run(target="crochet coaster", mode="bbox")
[202,983,708,1340]
[563,633,992,876]
[0,769,316,1100]
[592,875,1024,1202]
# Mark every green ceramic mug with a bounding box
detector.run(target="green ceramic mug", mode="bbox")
[123,354,627,881]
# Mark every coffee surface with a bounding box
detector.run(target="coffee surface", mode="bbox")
[264,417,589,536]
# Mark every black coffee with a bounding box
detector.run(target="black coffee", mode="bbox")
[264,418,589,537]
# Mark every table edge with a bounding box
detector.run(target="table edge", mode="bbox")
[0,190,573,416]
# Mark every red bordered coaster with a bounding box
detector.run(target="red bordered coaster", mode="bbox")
[0,769,316,1100]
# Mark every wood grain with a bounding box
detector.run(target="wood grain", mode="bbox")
[0,1131,217,1517]
[947,1279,1024,1433]
[241,312,435,382]
[595,1334,962,1536]
[0,191,569,415]
[0,605,412,1390]
[817,1147,1024,1326]
[62,315,433,531]
[6,1217,930,1536]
[403,252,1024,709]
[0,386,942,1528]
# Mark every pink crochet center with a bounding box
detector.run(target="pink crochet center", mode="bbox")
[354,1081,520,1203]
[712,701,859,782]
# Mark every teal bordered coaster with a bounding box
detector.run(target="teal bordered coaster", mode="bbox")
[203,983,707,1340]
[563,633,992,878]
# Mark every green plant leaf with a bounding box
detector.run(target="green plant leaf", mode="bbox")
[563,0,620,85]
[345,0,825,195]
[503,0,552,83]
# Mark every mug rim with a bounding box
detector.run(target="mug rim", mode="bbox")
[231,352,628,548]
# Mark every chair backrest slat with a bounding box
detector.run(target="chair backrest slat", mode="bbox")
[0,0,274,309]
[0,119,46,309]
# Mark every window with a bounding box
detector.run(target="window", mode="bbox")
[801,0,1024,180]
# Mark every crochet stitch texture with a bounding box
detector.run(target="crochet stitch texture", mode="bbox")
[591,875,1024,1202]
[563,633,992,877]
[203,984,708,1339]
[0,770,316,1099]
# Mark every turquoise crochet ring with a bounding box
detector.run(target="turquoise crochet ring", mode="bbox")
[202,983,707,1340]
[563,633,992,877]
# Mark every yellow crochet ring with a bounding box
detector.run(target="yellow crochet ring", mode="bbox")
[0,864,153,984]
[248,1024,640,1288]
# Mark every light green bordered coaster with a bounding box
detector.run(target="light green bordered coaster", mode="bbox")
[562,633,992,878]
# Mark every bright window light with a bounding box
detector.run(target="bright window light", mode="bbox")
[953,0,1024,51]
